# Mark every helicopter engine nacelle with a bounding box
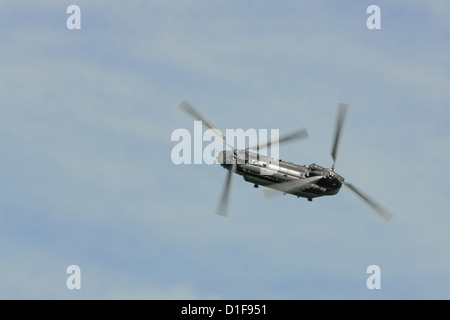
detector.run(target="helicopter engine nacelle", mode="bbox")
[217,150,234,165]
[309,163,325,171]
[309,163,326,175]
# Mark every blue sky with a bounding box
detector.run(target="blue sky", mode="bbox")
[0,1,449,299]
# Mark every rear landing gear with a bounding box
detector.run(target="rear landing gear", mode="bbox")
[308,198,312,202]
[253,184,259,188]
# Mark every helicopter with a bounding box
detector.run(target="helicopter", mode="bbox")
[178,99,394,223]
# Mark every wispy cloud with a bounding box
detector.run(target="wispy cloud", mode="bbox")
[0,1,449,299]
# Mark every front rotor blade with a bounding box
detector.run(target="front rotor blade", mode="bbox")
[331,103,349,170]
[263,175,323,199]
[217,162,236,217]
[178,100,234,150]
[248,128,308,150]
[344,182,394,223]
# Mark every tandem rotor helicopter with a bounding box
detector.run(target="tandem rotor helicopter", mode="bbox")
[178,100,394,223]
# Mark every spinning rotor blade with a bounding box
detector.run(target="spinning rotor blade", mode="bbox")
[344,182,394,223]
[178,100,234,150]
[248,128,309,150]
[262,188,282,200]
[217,162,237,217]
[331,103,349,170]
[263,175,324,199]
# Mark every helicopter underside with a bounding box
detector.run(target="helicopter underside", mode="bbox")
[219,151,344,200]
[241,172,341,199]
[239,170,341,199]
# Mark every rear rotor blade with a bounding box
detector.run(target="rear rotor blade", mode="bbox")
[344,182,394,223]
[248,128,309,150]
[178,100,234,150]
[331,103,349,170]
[217,162,237,217]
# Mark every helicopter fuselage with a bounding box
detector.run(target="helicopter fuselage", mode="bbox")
[178,99,393,221]
[217,150,344,200]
